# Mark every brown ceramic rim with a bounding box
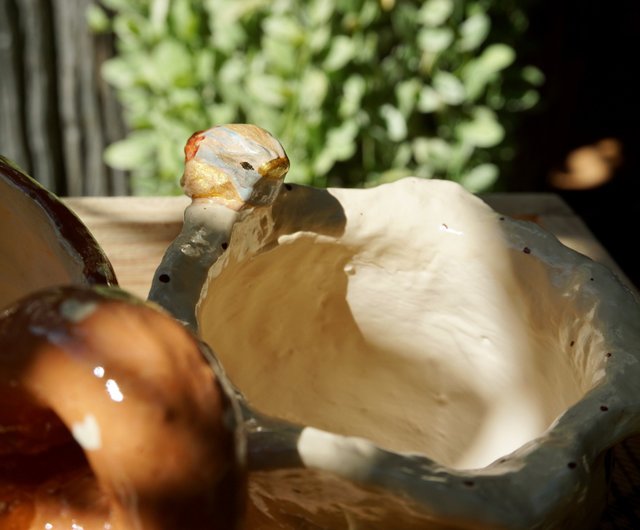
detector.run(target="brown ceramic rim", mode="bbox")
[0,156,117,286]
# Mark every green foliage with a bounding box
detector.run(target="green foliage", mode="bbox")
[97,0,543,195]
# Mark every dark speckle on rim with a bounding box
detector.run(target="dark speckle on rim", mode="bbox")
[240,161,254,171]
[284,183,293,191]
[567,462,577,469]
[158,273,170,283]
[221,242,229,250]
[523,247,531,254]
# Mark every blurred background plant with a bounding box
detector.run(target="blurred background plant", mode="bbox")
[93,0,543,195]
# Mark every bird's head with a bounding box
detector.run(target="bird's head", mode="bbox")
[180,124,290,209]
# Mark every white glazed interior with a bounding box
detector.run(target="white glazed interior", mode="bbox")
[198,178,610,470]
[0,178,87,310]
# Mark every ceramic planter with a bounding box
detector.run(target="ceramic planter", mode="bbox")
[0,159,245,529]
[150,125,640,529]
[2,124,639,529]
[0,156,116,309]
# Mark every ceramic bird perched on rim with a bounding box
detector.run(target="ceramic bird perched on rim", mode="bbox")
[148,124,291,329]
[180,124,290,209]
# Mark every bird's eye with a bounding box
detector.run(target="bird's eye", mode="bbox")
[240,161,254,171]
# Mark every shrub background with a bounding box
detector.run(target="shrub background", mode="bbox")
[95,0,542,195]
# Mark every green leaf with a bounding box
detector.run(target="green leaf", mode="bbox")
[157,135,183,182]
[417,86,441,113]
[392,143,412,167]
[101,57,137,89]
[195,49,216,84]
[207,1,249,53]
[460,163,498,192]
[300,68,329,110]
[247,74,286,107]
[218,58,248,103]
[149,39,193,88]
[246,105,282,135]
[461,44,516,100]
[313,150,335,176]
[206,103,237,125]
[412,137,452,169]
[100,0,134,11]
[447,142,474,176]
[339,75,366,117]
[396,78,421,116]
[308,26,331,52]
[480,44,516,72]
[327,121,358,159]
[263,15,304,44]
[358,1,379,26]
[324,36,355,71]
[104,131,157,171]
[308,0,334,25]
[263,36,298,73]
[522,65,545,86]
[314,121,358,174]
[456,107,504,147]
[418,28,454,53]
[419,0,454,27]
[458,13,490,51]
[353,32,378,63]
[150,0,170,36]
[433,71,465,105]
[86,4,110,33]
[170,0,201,42]
[167,88,201,109]
[380,104,407,141]
[506,89,540,111]
[390,3,419,34]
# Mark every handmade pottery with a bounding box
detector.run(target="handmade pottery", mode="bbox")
[0,156,116,309]
[0,159,245,529]
[150,125,640,529]
[2,125,638,529]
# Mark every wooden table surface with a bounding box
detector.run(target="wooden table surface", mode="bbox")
[63,192,634,299]
[62,192,639,528]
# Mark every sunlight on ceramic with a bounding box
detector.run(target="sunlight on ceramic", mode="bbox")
[149,125,640,529]
[200,178,598,470]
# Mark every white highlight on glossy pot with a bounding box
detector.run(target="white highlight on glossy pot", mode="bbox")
[71,413,102,451]
[60,299,98,323]
[105,379,124,402]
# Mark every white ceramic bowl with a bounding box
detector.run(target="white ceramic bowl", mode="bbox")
[158,177,640,529]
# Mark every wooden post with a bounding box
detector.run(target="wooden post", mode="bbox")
[0,0,128,196]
